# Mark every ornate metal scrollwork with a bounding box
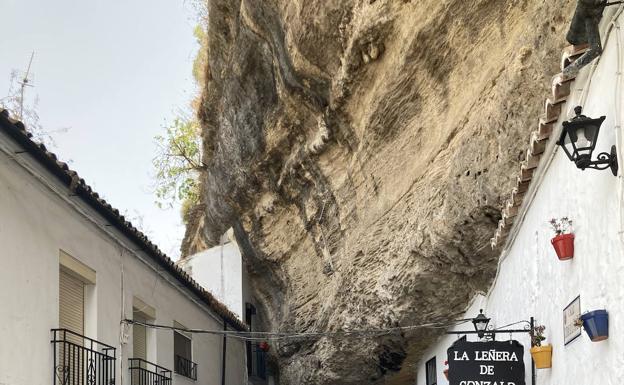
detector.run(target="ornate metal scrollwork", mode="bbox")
[55,365,69,385]
[87,358,96,385]
[586,151,613,170]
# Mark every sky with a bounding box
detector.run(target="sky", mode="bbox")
[0,0,202,259]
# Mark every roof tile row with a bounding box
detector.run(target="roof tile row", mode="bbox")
[490,45,586,250]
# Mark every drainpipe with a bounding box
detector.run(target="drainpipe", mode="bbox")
[222,318,228,385]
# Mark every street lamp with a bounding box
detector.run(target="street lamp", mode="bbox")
[557,106,618,176]
[472,309,490,338]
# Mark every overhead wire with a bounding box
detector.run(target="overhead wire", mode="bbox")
[122,318,472,342]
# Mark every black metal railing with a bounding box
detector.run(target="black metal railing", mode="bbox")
[248,344,267,381]
[174,355,197,381]
[51,329,116,385]
[128,358,172,385]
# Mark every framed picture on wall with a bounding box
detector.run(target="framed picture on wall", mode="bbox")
[563,295,581,345]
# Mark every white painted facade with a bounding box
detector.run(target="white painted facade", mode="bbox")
[0,124,247,384]
[178,237,245,319]
[416,8,624,385]
[178,234,276,385]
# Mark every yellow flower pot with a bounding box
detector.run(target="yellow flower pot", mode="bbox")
[530,345,552,369]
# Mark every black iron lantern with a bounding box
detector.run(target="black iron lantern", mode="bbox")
[472,309,490,338]
[557,106,618,176]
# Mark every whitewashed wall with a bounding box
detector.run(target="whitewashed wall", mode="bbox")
[178,240,244,319]
[416,8,624,385]
[0,134,246,385]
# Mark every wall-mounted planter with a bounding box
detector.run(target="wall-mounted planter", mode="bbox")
[551,233,575,260]
[443,368,449,380]
[530,345,552,369]
[580,310,609,342]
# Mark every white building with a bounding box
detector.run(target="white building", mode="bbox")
[178,234,276,385]
[0,109,248,385]
[416,7,624,385]
[177,233,245,319]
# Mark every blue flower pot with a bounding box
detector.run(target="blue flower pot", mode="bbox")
[580,310,609,342]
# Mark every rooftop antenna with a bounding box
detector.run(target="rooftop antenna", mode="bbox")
[18,51,35,120]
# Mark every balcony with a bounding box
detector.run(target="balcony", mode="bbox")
[174,355,197,381]
[128,358,172,385]
[51,329,116,385]
[248,343,267,384]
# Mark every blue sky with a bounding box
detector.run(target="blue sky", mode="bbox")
[0,0,201,259]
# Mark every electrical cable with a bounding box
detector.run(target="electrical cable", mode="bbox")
[122,319,472,342]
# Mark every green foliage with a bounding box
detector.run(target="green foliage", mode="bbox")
[192,25,208,86]
[152,7,210,214]
[532,325,546,347]
[153,116,204,210]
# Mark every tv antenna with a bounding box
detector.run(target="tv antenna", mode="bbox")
[18,51,35,120]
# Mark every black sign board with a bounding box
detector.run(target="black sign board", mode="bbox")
[447,340,525,385]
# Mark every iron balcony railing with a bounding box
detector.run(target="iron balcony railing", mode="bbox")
[174,355,197,381]
[51,329,116,385]
[248,343,267,381]
[128,358,172,385]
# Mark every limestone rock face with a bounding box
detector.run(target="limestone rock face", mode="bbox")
[188,0,575,383]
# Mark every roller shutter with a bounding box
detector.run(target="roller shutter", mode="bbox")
[59,269,84,339]
[133,313,147,360]
[58,269,85,383]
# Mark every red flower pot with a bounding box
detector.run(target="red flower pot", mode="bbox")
[551,233,574,260]
[443,368,449,380]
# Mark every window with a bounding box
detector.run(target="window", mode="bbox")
[245,303,257,375]
[131,298,156,364]
[174,322,197,380]
[132,311,147,360]
[425,357,437,385]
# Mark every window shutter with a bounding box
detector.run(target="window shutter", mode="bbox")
[59,269,85,339]
[58,269,85,383]
[133,314,147,360]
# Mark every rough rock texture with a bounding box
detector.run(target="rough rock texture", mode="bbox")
[185,1,576,383]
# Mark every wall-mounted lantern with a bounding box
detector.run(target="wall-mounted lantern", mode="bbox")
[557,106,618,176]
[472,309,491,338]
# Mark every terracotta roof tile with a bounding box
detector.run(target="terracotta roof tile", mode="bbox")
[529,131,547,155]
[516,177,531,194]
[490,44,588,249]
[552,80,571,101]
[561,44,589,71]
[544,98,563,122]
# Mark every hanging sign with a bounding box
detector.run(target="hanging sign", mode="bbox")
[447,340,525,385]
[563,295,581,345]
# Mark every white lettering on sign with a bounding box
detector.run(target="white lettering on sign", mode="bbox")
[479,365,495,375]
[454,351,470,361]
[474,350,518,362]
[459,382,516,385]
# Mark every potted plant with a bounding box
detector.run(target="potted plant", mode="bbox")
[530,325,552,369]
[443,360,449,380]
[549,217,574,260]
[580,310,609,342]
